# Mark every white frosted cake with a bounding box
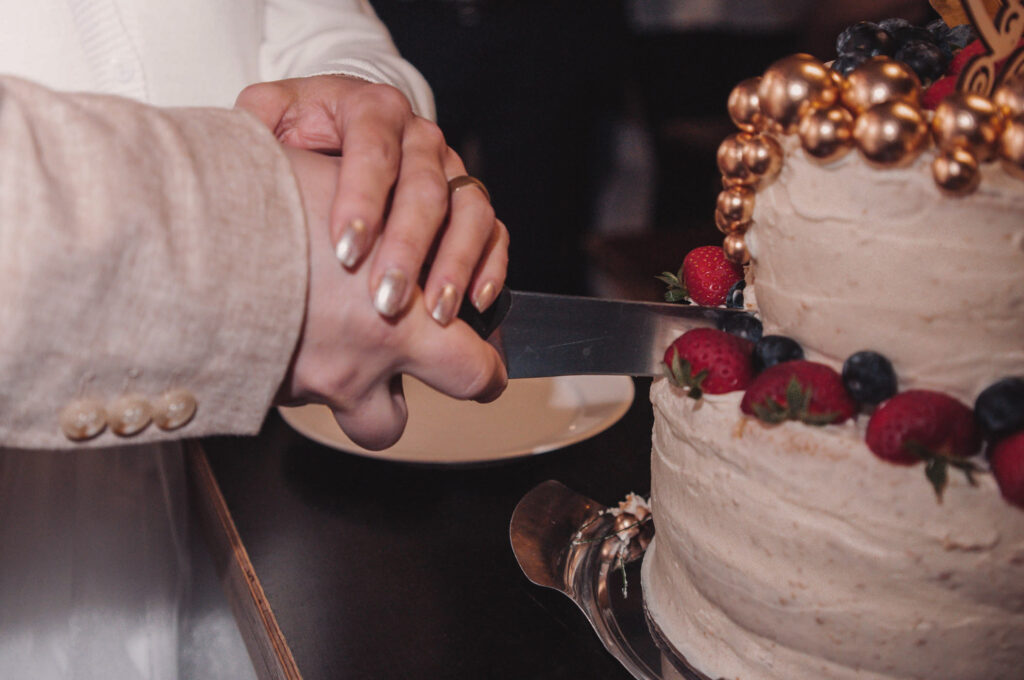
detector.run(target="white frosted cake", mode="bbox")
[641,25,1024,680]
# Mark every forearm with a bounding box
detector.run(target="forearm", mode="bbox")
[0,76,309,448]
[260,0,435,119]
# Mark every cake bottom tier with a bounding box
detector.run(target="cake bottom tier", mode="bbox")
[643,379,1024,680]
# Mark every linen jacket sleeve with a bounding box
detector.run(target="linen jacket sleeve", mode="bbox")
[0,76,309,449]
[260,0,436,120]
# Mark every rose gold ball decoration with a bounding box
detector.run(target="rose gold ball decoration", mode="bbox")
[798,105,855,163]
[841,57,922,114]
[728,77,765,132]
[932,92,1005,162]
[717,132,759,186]
[716,186,755,233]
[999,117,1024,180]
[741,133,784,184]
[758,54,839,134]
[722,232,751,264]
[853,100,929,167]
[932,147,981,196]
[993,77,1024,119]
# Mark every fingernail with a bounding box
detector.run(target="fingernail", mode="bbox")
[374,269,408,317]
[335,218,367,268]
[474,281,496,312]
[431,283,459,326]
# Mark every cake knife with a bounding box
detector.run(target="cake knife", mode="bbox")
[458,287,752,378]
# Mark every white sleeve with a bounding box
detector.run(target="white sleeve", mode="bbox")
[261,0,436,120]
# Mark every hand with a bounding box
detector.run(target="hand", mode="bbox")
[236,75,508,326]
[275,145,508,450]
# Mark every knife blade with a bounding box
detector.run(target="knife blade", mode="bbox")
[458,287,753,378]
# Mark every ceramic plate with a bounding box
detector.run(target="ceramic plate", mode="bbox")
[278,375,635,464]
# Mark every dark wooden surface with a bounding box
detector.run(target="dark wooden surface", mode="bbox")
[202,377,654,680]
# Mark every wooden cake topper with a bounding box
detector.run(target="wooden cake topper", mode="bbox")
[932,0,1024,94]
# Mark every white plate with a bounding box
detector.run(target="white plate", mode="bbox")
[278,375,635,464]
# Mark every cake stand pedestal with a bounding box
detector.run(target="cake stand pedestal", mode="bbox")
[510,480,715,680]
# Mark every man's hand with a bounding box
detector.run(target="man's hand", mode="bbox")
[236,75,508,326]
[276,145,507,450]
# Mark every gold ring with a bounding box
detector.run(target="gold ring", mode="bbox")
[447,175,490,202]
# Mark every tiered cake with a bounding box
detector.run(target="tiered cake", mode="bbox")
[641,15,1024,680]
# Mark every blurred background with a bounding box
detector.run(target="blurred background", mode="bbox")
[372,0,935,299]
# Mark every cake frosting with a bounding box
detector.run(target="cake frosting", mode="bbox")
[644,381,1024,680]
[747,136,1024,404]
[641,38,1024,680]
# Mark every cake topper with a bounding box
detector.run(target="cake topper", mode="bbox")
[932,0,1024,95]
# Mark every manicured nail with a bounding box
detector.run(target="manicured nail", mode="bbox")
[473,281,496,312]
[431,283,459,326]
[374,268,408,317]
[335,218,367,268]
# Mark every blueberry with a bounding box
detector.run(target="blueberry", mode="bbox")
[895,39,949,84]
[879,18,913,37]
[886,23,934,48]
[753,335,803,372]
[837,21,895,59]
[726,280,746,309]
[717,312,762,343]
[944,23,977,50]
[842,351,897,405]
[831,54,864,76]
[974,377,1024,442]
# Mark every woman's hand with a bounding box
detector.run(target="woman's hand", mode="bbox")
[276,145,507,450]
[236,75,508,325]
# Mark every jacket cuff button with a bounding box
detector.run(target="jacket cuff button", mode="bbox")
[60,399,107,441]
[107,394,153,436]
[153,389,197,431]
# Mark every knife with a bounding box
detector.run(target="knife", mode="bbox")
[457,287,753,379]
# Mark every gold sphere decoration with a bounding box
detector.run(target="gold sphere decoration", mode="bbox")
[841,56,922,115]
[999,117,1024,180]
[932,92,1005,162]
[723,232,751,264]
[717,132,759,187]
[716,186,756,228]
[853,100,929,168]
[758,54,839,134]
[741,133,785,184]
[797,105,855,163]
[715,209,750,234]
[932,147,981,196]
[728,77,765,132]
[993,76,1024,119]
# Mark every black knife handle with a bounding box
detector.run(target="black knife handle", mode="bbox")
[457,285,512,339]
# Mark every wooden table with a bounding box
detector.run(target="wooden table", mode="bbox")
[189,378,654,680]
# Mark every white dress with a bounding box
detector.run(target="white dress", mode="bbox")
[0,2,432,678]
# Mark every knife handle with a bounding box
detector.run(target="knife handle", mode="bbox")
[457,285,511,339]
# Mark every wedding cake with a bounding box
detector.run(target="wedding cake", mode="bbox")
[641,15,1024,680]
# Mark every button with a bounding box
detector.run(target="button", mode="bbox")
[107,395,152,436]
[153,389,197,431]
[60,399,107,441]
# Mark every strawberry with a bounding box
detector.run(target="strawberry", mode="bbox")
[947,38,986,76]
[990,431,1024,509]
[660,246,743,307]
[663,328,754,399]
[866,389,981,500]
[740,360,856,426]
[922,74,957,110]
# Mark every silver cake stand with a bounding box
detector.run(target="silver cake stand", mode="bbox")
[510,480,718,680]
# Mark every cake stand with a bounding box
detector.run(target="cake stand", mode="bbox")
[510,480,717,680]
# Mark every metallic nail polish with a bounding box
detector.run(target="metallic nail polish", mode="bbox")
[335,218,367,268]
[474,281,496,312]
[374,269,408,317]
[431,283,459,326]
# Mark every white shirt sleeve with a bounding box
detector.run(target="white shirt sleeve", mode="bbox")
[261,0,436,120]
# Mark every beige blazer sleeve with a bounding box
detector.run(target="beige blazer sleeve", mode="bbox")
[0,76,309,449]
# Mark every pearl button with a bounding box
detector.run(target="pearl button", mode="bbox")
[153,389,197,431]
[107,395,152,436]
[60,399,107,441]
